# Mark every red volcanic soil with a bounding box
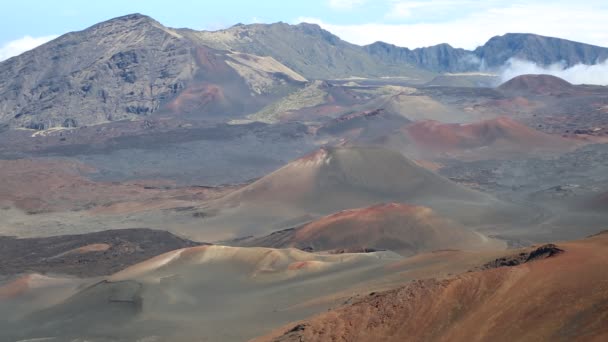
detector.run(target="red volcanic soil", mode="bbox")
[0,158,234,213]
[165,47,231,115]
[259,232,608,342]
[165,83,226,114]
[499,74,574,95]
[0,274,33,299]
[237,203,494,255]
[404,117,576,156]
[194,46,234,74]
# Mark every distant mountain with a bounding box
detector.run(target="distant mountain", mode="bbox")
[475,33,608,68]
[179,22,431,80]
[364,42,479,73]
[366,33,608,73]
[190,26,608,76]
[2,13,608,129]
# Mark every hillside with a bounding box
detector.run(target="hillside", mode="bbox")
[260,232,608,342]
[0,14,306,129]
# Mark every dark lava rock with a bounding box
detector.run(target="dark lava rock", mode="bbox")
[479,243,564,270]
[0,228,206,277]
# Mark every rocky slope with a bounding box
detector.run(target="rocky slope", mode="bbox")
[0,14,307,129]
[260,232,608,342]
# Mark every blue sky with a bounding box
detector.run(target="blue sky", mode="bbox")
[1,0,608,61]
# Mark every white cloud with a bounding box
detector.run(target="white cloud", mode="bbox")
[386,2,417,18]
[327,0,367,10]
[501,59,608,86]
[385,1,477,19]
[299,2,608,50]
[0,35,58,61]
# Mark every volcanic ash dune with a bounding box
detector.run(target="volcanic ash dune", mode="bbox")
[236,203,502,255]
[202,146,512,239]
[109,244,395,282]
[4,245,402,341]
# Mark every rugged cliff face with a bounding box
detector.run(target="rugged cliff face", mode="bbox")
[364,42,479,73]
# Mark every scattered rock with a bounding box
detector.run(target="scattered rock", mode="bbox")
[478,244,564,270]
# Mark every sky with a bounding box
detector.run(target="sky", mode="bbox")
[1,0,608,61]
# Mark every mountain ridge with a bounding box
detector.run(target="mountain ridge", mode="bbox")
[2,13,608,129]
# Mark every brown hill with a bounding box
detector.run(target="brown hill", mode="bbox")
[498,74,574,95]
[201,146,513,239]
[260,232,608,342]
[215,146,488,207]
[235,203,500,256]
[404,117,577,158]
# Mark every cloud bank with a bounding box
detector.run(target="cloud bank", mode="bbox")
[501,59,608,86]
[306,1,608,50]
[0,35,58,61]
